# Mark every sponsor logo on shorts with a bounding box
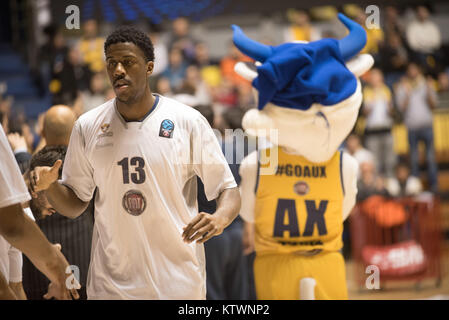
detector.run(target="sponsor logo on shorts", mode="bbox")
[159,119,174,138]
[294,181,309,196]
[122,190,146,216]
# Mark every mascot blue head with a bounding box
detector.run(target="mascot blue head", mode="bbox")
[232,13,374,163]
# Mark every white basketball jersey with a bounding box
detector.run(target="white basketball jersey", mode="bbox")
[0,124,32,284]
[61,95,236,299]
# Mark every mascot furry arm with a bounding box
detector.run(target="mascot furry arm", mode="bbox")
[237,14,374,223]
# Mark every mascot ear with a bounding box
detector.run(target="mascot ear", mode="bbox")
[345,53,375,77]
[234,61,258,82]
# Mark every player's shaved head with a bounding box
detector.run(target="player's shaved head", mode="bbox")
[43,105,76,146]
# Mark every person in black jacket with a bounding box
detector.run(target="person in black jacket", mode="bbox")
[22,145,94,300]
[21,106,93,300]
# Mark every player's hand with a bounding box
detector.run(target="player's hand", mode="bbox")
[43,244,80,300]
[182,212,227,244]
[29,160,62,195]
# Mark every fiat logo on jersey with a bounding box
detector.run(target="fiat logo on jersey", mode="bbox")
[294,181,309,196]
[122,190,147,216]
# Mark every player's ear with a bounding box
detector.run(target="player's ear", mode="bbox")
[147,61,154,76]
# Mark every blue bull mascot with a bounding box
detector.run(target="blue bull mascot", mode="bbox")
[236,14,374,299]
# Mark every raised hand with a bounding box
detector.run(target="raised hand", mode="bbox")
[7,132,28,152]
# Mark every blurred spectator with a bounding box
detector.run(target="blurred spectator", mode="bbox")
[42,105,76,146]
[357,161,389,202]
[284,9,320,42]
[396,62,438,192]
[194,42,222,88]
[236,83,256,111]
[36,25,68,96]
[212,78,239,115]
[168,17,197,63]
[362,68,396,177]
[0,96,12,132]
[149,26,168,76]
[7,114,34,153]
[436,71,449,109]
[50,46,92,106]
[34,104,77,153]
[406,6,441,55]
[379,32,409,89]
[386,161,423,197]
[383,6,406,41]
[77,19,105,73]
[406,6,441,69]
[44,28,68,80]
[80,72,108,114]
[220,42,252,89]
[155,77,173,97]
[7,132,31,174]
[162,47,188,91]
[178,65,211,105]
[345,133,375,173]
[194,42,219,68]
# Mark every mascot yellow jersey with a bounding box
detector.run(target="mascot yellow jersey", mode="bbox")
[255,146,344,256]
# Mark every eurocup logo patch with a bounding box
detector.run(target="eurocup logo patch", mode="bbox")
[159,119,174,138]
[122,190,146,216]
[294,181,310,196]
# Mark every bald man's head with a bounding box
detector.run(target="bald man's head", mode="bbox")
[43,105,76,146]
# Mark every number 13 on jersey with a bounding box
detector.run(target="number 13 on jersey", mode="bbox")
[117,157,146,184]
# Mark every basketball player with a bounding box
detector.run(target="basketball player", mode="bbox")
[30,26,241,299]
[0,124,79,300]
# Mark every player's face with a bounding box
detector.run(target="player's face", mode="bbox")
[105,42,153,104]
[30,191,56,219]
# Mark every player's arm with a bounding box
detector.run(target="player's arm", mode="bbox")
[239,151,258,254]
[183,114,241,243]
[9,282,26,300]
[0,203,79,299]
[8,244,26,300]
[342,152,359,221]
[0,271,16,300]
[29,160,89,219]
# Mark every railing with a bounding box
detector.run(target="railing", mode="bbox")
[349,195,443,289]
